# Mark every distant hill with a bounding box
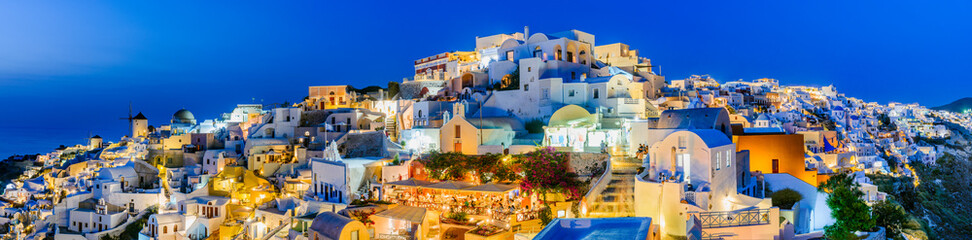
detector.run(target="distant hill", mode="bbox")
[931,97,972,113]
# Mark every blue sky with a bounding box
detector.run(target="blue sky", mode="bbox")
[2,0,971,156]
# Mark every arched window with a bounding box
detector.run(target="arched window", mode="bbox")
[174,225,178,232]
[163,226,167,234]
[533,46,542,58]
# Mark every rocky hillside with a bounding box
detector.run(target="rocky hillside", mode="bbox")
[931,97,972,113]
[883,117,972,239]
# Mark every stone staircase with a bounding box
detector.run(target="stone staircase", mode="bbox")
[384,116,397,141]
[586,157,642,218]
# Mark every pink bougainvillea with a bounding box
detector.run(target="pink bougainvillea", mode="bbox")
[516,147,583,201]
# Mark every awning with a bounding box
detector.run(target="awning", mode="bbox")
[461,183,517,193]
[375,205,427,223]
[423,180,475,191]
[385,178,432,187]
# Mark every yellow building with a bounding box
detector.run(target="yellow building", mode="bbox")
[438,102,519,155]
[309,85,351,110]
[209,166,277,207]
[734,133,818,186]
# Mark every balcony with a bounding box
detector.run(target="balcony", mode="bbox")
[693,208,772,228]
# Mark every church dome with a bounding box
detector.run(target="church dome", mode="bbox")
[172,109,196,124]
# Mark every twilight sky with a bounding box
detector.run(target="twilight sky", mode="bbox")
[2,0,972,156]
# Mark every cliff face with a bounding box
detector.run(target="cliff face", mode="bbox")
[894,118,972,239]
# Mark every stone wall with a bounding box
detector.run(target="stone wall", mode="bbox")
[340,132,388,158]
[567,152,609,177]
[400,80,446,99]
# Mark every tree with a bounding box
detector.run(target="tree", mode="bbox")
[525,118,544,134]
[872,200,907,237]
[387,81,400,98]
[419,151,516,183]
[771,188,803,209]
[819,172,875,239]
[493,66,520,91]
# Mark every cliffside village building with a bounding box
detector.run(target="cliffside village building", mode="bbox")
[2,28,955,240]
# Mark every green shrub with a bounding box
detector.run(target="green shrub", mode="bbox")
[873,200,907,237]
[446,212,468,222]
[525,118,544,134]
[771,188,803,209]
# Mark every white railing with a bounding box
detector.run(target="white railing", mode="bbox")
[684,191,697,205]
[257,218,293,240]
[583,158,613,215]
[690,208,772,228]
[377,233,412,240]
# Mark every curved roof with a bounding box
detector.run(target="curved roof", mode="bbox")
[172,109,195,124]
[548,105,595,127]
[310,212,355,240]
[499,38,523,49]
[527,33,555,44]
[97,164,137,181]
[656,108,729,130]
[685,129,733,148]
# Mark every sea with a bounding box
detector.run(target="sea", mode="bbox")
[0,126,98,159]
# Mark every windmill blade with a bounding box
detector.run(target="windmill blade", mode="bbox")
[129,101,133,132]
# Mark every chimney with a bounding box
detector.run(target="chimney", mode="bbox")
[524,26,529,38]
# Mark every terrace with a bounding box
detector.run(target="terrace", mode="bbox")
[384,180,542,224]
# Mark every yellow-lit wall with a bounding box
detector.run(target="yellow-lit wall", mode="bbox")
[309,85,351,110]
[333,221,369,240]
[734,134,818,186]
[439,117,480,155]
[133,119,148,138]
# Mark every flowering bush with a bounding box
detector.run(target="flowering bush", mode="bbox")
[516,147,583,201]
[349,209,377,226]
